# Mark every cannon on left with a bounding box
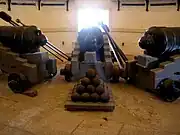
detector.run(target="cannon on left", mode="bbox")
[0,11,70,95]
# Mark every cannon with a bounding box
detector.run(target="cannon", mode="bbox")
[139,27,180,60]
[125,26,180,102]
[0,11,70,94]
[60,23,127,82]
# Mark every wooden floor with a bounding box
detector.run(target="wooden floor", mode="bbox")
[0,61,180,135]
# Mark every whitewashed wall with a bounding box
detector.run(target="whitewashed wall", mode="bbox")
[0,0,179,55]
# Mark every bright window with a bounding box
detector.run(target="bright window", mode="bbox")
[78,8,109,32]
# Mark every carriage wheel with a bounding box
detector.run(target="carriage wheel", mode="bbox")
[8,73,30,93]
[157,78,179,102]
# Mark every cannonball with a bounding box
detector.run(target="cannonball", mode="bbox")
[81,93,90,102]
[112,65,121,76]
[86,68,96,79]
[96,85,105,95]
[87,85,95,93]
[81,77,91,87]
[92,77,101,87]
[90,93,100,102]
[76,84,85,94]
[163,79,174,89]
[100,92,110,103]
[71,92,81,102]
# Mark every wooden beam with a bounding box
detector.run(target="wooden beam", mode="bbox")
[0,2,6,5]
[177,0,180,11]
[117,0,120,11]
[66,0,69,11]
[7,0,11,11]
[38,0,41,10]
[41,3,65,6]
[145,0,149,12]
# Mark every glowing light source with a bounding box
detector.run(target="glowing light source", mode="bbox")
[78,8,109,32]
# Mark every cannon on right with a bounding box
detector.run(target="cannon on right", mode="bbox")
[139,27,180,60]
[125,27,180,102]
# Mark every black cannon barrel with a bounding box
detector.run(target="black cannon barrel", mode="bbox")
[139,27,180,58]
[78,27,104,53]
[0,11,71,61]
[0,26,47,53]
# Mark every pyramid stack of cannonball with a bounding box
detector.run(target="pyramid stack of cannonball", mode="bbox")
[71,68,110,103]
